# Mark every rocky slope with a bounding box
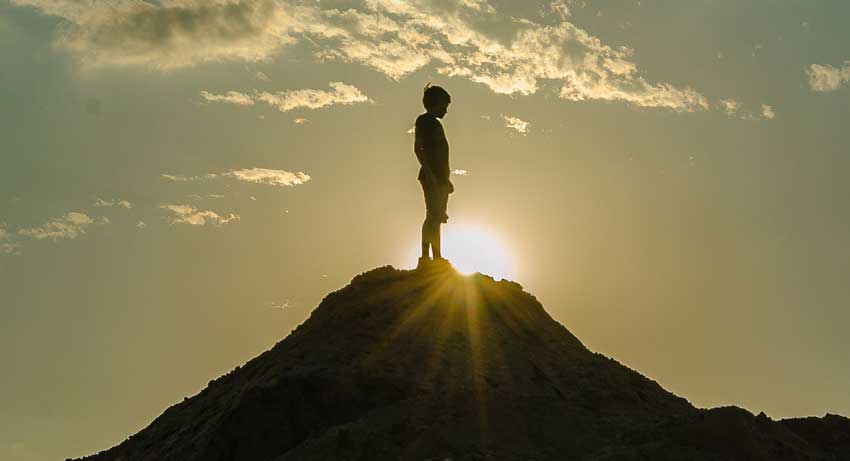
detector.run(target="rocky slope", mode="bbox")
[76,265,850,460]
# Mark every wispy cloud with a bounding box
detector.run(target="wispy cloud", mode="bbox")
[200,90,255,106]
[293,118,310,125]
[503,115,530,134]
[720,98,742,117]
[161,174,191,182]
[18,212,102,241]
[223,168,310,186]
[806,61,850,92]
[161,173,218,182]
[186,193,222,200]
[546,0,572,20]
[162,168,310,187]
[452,169,468,175]
[93,198,133,209]
[160,204,239,226]
[0,225,22,255]
[270,299,292,310]
[719,99,774,120]
[202,82,370,113]
[255,71,271,82]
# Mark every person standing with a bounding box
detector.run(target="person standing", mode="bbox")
[414,84,453,267]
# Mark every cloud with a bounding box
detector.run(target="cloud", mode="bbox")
[270,300,291,310]
[255,71,271,81]
[223,168,310,186]
[161,173,219,182]
[720,98,742,117]
[9,0,294,70]
[296,1,708,110]
[18,212,101,241]
[163,167,310,187]
[94,197,133,209]
[136,221,147,229]
[557,73,708,111]
[186,193,225,199]
[293,117,310,125]
[502,115,530,134]
[546,1,572,20]
[0,225,22,255]
[719,99,774,120]
[806,61,850,92]
[12,0,710,112]
[160,204,239,226]
[201,82,369,112]
[200,90,255,106]
[162,173,192,182]
[452,169,468,175]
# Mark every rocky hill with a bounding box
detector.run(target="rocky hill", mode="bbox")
[75,265,850,460]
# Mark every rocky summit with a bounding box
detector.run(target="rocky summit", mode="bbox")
[76,265,850,460]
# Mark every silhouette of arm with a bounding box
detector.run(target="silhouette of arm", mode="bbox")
[414,132,433,178]
[414,117,437,180]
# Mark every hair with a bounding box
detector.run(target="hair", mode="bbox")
[422,83,451,109]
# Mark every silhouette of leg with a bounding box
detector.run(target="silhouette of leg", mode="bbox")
[421,218,432,258]
[432,223,442,259]
[430,185,448,261]
[422,179,440,259]
[421,178,451,261]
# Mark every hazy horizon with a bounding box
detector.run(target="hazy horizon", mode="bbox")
[2,1,850,459]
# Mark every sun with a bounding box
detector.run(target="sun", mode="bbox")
[406,223,516,280]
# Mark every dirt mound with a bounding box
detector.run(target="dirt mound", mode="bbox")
[75,265,850,460]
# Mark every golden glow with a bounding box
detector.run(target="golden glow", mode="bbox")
[406,223,516,280]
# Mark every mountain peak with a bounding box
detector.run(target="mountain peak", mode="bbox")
[76,265,850,460]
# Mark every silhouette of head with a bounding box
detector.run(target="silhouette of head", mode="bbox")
[423,83,451,118]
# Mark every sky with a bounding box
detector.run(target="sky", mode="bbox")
[1,0,850,459]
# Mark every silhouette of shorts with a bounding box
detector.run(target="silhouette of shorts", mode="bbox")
[421,178,449,223]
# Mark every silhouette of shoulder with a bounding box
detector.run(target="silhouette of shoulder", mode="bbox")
[416,112,441,128]
[415,113,445,143]
[415,112,434,123]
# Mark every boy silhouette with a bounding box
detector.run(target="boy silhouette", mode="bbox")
[414,84,453,268]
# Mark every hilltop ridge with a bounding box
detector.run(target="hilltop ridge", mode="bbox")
[76,265,850,460]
